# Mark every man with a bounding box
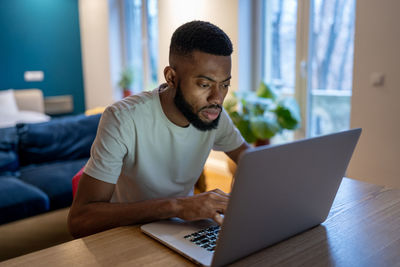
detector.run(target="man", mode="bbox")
[68,21,249,238]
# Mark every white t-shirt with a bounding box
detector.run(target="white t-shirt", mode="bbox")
[84,87,244,203]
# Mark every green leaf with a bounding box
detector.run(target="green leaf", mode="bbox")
[228,111,242,126]
[118,67,133,89]
[252,104,265,116]
[250,115,280,140]
[256,81,277,100]
[275,98,301,129]
[236,118,257,144]
[223,96,237,113]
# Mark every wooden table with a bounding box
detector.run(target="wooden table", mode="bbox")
[2,178,400,267]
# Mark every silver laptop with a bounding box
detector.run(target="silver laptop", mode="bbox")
[141,128,361,266]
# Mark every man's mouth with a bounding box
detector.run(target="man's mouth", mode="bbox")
[201,108,221,121]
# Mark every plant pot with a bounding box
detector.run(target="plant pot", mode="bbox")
[123,89,132,98]
[254,139,270,147]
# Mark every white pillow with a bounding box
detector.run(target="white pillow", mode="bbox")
[0,111,50,128]
[0,89,19,114]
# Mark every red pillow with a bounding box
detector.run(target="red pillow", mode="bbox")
[72,167,85,198]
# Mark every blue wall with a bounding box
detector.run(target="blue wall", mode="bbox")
[0,0,85,114]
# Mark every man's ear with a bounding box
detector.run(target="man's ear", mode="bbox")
[164,66,177,88]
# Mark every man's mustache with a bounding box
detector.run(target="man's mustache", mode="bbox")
[200,104,222,111]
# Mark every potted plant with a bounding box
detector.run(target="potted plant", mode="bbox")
[118,67,133,97]
[224,81,301,145]
[223,81,301,174]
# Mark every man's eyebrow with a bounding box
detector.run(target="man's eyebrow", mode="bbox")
[196,75,232,83]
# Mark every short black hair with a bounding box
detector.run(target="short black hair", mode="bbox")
[169,21,233,58]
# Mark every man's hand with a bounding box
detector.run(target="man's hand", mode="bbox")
[175,189,229,225]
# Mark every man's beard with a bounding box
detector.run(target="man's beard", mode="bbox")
[173,83,222,131]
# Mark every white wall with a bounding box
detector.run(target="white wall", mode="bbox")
[157,0,239,91]
[79,0,115,109]
[347,0,400,188]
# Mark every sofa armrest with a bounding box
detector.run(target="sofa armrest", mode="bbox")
[14,89,45,113]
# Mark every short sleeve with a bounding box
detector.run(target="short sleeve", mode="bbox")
[84,106,134,184]
[213,109,244,152]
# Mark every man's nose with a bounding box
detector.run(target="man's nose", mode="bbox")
[208,86,224,105]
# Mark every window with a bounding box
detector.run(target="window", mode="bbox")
[262,0,356,138]
[124,0,158,93]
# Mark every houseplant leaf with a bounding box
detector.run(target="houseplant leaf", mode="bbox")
[256,81,277,100]
[250,115,280,140]
[118,67,133,89]
[236,116,258,144]
[223,96,237,114]
[275,98,301,130]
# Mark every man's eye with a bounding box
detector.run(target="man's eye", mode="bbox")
[222,84,231,89]
[200,84,210,88]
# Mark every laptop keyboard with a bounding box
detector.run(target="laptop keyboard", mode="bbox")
[183,225,220,252]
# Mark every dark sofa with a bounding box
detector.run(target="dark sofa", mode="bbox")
[0,114,101,224]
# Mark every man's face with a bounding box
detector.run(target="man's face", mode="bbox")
[172,51,232,131]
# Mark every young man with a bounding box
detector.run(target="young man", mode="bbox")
[68,21,249,238]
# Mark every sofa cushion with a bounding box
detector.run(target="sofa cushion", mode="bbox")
[0,176,49,225]
[17,114,101,166]
[0,127,19,174]
[0,89,19,115]
[19,158,88,210]
[0,150,19,174]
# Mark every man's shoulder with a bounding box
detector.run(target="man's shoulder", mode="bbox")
[107,89,157,115]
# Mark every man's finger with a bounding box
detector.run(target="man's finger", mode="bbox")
[214,213,224,225]
[210,188,230,197]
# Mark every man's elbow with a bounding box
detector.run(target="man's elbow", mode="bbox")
[67,208,85,239]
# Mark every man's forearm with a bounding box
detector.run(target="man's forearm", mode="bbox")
[68,198,179,238]
[68,188,229,238]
